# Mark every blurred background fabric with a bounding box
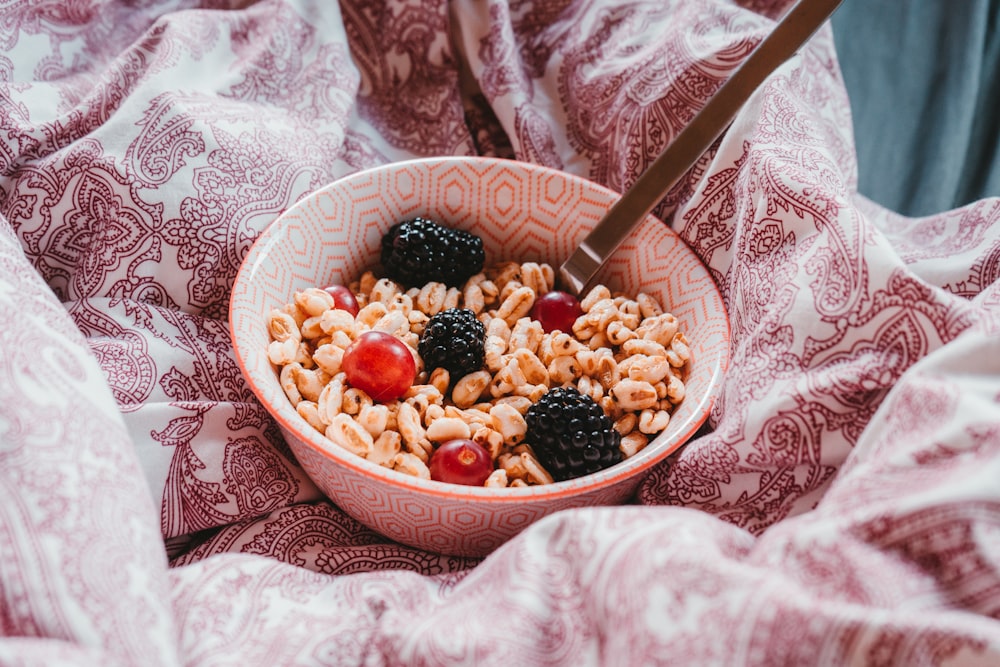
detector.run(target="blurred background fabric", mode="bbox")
[833,0,1000,216]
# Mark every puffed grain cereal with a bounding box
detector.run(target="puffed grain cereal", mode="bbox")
[266,259,691,486]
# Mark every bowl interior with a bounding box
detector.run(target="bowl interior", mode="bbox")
[230,156,730,500]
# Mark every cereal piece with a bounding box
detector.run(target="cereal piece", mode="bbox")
[664,373,686,404]
[653,380,668,400]
[326,413,373,457]
[513,347,548,385]
[416,282,447,315]
[279,362,303,405]
[489,261,522,291]
[620,431,649,458]
[357,271,378,297]
[372,310,409,337]
[463,281,485,314]
[606,320,635,346]
[548,355,580,384]
[472,426,504,459]
[666,332,691,367]
[599,395,623,421]
[580,284,611,312]
[614,412,638,436]
[281,301,307,328]
[393,452,431,479]
[587,332,610,351]
[498,452,528,481]
[479,278,500,304]
[490,402,527,446]
[489,356,527,398]
[636,312,679,346]
[616,299,641,330]
[575,346,600,373]
[484,468,509,488]
[444,405,489,430]
[329,330,352,348]
[551,332,584,357]
[370,431,402,466]
[623,354,672,384]
[484,320,511,372]
[443,286,462,310]
[268,338,300,366]
[540,264,555,291]
[498,356,527,390]
[520,262,549,296]
[493,395,532,414]
[387,292,413,313]
[342,387,372,415]
[370,278,401,304]
[294,342,314,368]
[357,403,390,438]
[317,377,345,424]
[299,316,325,342]
[397,402,427,449]
[536,336,555,365]
[623,338,669,359]
[576,375,603,402]
[423,403,445,424]
[425,417,472,443]
[594,351,619,390]
[401,331,420,351]
[487,372,513,400]
[611,379,659,411]
[636,292,664,318]
[296,400,325,434]
[514,383,547,402]
[312,342,345,376]
[572,318,600,341]
[294,287,335,317]
[407,309,430,335]
[509,318,544,355]
[319,308,356,336]
[519,451,554,485]
[638,408,670,434]
[356,301,389,328]
[268,309,301,343]
[496,285,535,327]
[589,299,621,334]
[452,370,491,408]
[294,366,330,403]
[404,384,443,418]
[428,367,451,395]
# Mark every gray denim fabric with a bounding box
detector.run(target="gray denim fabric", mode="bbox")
[832,0,1000,216]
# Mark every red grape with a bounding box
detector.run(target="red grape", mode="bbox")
[341,331,415,402]
[323,284,360,317]
[530,290,583,334]
[429,439,493,486]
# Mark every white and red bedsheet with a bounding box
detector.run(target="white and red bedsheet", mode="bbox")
[2,1,999,664]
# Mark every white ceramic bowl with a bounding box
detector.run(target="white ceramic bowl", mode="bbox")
[230,156,729,557]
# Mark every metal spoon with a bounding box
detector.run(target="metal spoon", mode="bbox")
[557,0,844,296]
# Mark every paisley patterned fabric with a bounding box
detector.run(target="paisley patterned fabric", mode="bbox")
[2,0,999,664]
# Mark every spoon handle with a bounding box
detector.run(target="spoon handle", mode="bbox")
[557,0,843,296]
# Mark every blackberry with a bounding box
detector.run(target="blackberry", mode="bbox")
[380,217,485,288]
[418,308,486,378]
[525,387,622,482]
